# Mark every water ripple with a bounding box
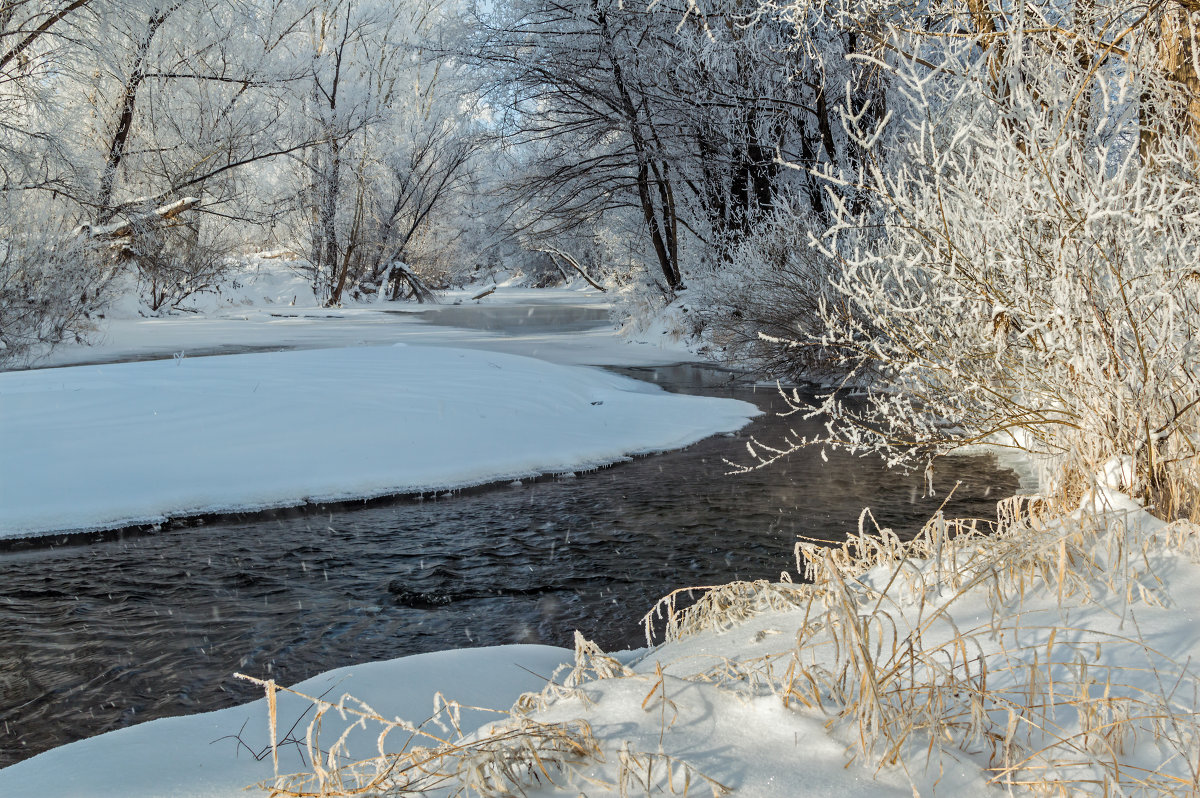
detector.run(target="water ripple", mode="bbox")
[0,366,1018,766]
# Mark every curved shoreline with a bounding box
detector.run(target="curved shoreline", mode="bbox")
[0,344,760,541]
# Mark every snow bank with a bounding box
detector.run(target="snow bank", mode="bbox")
[5,492,1195,796]
[0,646,572,798]
[0,345,758,538]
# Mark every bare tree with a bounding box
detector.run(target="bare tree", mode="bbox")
[469,0,886,302]
[469,0,706,292]
[295,0,483,305]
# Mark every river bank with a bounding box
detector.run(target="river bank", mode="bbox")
[0,281,1058,796]
[0,344,760,539]
[3,490,1196,797]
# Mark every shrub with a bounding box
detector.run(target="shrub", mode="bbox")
[749,25,1200,520]
[0,228,114,367]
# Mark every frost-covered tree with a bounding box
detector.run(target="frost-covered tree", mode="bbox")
[0,0,488,361]
[468,0,688,291]
[744,0,1200,519]
[1,1,107,360]
[682,0,888,367]
[290,0,485,305]
[0,0,318,360]
[469,0,853,294]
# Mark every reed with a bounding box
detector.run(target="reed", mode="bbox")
[244,495,1200,796]
[647,496,1200,796]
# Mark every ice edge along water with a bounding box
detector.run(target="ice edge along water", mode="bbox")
[0,343,760,539]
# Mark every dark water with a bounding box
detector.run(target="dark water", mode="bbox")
[0,317,1019,768]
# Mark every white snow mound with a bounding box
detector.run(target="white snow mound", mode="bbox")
[0,345,759,538]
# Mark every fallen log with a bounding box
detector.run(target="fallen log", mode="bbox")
[533,247,606,292]
[74,198,202,256]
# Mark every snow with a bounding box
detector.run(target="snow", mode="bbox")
[1097,454,1136,492]
[0,646,572,798]
[8,495,1193,796]
[0,344,759,538]
[521,673,934,797]
[37,280,700,371]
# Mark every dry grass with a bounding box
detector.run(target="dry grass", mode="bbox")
[236,672,605,797]
[238,629,730,797]
[243,492,1200,797]
[641,579,816,646]
[643,495,1200,796]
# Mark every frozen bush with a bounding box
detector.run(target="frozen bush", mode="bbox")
[0,229,115,367]
[129,223,233,313]
[750,9,1200,519]
[691,192,861,378]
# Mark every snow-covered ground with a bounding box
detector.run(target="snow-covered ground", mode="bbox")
[2,273,758,538]
[34,269,697,370]
[4,493,1196,797]
[7,268,1194,797]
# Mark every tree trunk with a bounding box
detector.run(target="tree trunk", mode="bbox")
[96,6,176,221]
[594,0,684,291]
[1142,3,1200,162]
[319,139,343,304]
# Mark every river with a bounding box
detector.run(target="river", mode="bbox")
[0,303,1018,767]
